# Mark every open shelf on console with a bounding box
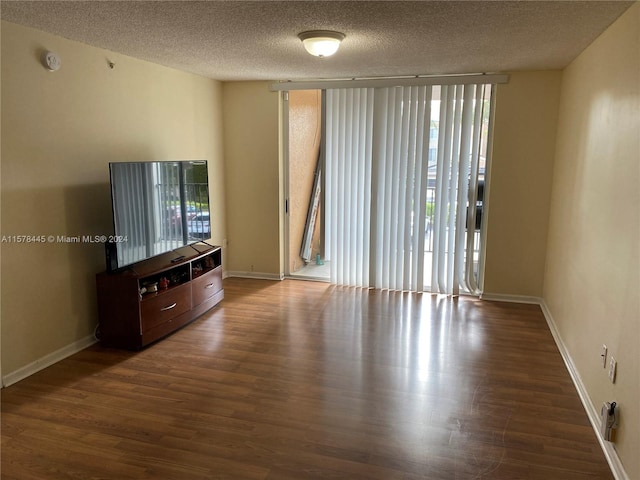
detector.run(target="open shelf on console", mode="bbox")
[191,247,222,280]
[139,262,191,299]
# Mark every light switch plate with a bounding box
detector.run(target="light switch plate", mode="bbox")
[608,357,617,383]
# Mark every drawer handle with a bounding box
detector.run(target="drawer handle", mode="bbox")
[204,283,215,289]
[160,302,177,312]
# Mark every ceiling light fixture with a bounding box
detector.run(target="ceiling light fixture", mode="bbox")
[298,30,345,58]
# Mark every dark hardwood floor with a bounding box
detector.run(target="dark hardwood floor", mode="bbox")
[1,278,613,479]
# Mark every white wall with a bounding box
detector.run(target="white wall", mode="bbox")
[543,4,639,478]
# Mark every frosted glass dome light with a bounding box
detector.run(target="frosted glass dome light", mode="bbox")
[298,31,345,58]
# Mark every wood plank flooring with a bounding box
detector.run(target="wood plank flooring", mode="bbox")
[1,278,613,479]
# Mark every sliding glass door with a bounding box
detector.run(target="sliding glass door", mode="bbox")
[323,83,493,294]
[285,90,329,280]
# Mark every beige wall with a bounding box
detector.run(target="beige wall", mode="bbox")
[223,74,564,295]
[544,4,639,478]
[3,13,638,475]
[483,71,562,297]
[222,82,281,276]
[1,22,226,378]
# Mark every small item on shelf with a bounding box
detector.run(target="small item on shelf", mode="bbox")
[159,277,170,290]
[193,264,203,276]
[143,281,158,293]
[205,257,214,269]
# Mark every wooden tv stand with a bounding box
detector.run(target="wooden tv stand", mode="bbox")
[96,243,223,349]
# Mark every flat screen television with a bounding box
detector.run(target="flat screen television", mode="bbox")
[107,160,211,270]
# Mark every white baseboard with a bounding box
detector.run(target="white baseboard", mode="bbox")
[481,293,627,479]
[539,300,629,480]
[226,271,284,281]
[479,292,543,304]
[2,334,97,388]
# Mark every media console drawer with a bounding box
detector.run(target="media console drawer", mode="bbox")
[141,283,192,331]
[192,266,223,307]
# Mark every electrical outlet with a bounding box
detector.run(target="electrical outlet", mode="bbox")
[608,356,617,383]
[600,401,618,442]
[601,344,607,368]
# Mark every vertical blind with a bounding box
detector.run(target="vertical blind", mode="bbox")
[324,83,492,294]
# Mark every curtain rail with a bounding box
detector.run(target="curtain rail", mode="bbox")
[271,73,509,91]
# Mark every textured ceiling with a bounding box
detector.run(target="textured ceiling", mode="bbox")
[0,1,634,81]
